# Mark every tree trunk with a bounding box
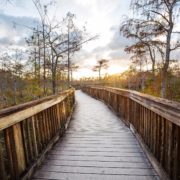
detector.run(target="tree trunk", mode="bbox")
[37,31,41,87]
[13,78,17,105]
[141,73,145,91]
[152,60,155,75]
[147,45,155,76]
[42,24,46,95]
[161,10,173,98]
[52,77,56,94]
[99,67,101,81]
[67,20,71,87]
[71,69,73,82]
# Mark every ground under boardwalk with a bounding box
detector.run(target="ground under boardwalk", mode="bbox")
[33,90,159,180]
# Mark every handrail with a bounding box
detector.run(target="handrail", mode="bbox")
[82,86,180,180]
[0,88,75,180]
[0,91,70,118]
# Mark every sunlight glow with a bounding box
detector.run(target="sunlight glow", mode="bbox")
[73,64,129,79]
[107,65,127,75]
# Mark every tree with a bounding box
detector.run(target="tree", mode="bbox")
[120,18,165,75]
[32,0,53,95]
[63,12,84,86]
[129,0,180,98]
[93,59,109,80]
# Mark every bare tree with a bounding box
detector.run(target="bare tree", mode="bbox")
[32,0,53,95]
[120,18,165,76]
[130,0,180,97]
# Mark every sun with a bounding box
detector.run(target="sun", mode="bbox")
[107,65,127,75]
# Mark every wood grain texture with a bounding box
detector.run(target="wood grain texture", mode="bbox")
[0,89,75,180]
[33,91,159,180]
[83,86,179,180]
[0,89,74,131]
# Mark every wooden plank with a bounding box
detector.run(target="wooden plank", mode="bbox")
[44,157,151,167]
[33,171,159,180]
[36,165,157,175]
[46,155,149,163]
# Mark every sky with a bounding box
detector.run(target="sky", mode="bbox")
[0,0,148,78]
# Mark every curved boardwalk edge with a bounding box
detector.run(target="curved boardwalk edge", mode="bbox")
[82,86,180,180]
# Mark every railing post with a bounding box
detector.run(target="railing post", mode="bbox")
[5,124,26,179]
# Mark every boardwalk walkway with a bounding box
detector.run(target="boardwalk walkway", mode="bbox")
[33,90,159,180]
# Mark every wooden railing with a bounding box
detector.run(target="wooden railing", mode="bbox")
[0,88,75,180]
[82,86,180,180]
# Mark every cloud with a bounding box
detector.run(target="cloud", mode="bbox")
[72,25,132,75]
[108,26,133,50]
[0,12,39,47]
[0,0,133,78]
[0,37,12,45]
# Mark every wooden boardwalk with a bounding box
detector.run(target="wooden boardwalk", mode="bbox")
[33,90,159,180]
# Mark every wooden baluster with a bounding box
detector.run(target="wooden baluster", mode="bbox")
[52,106,57,134]
[34,115,41,153]
[139,106,142,136]
[143,107,146,140]
[42,111,47,144]
[5,128,15,178]
[56,104,61,130]
[149,111,153,151]
[27,118,35,161]
[38,113,44,149]
[31,116,38,158]
[54,106,59,132]
[44,110,50,141]
[50,107,55,137]
[156,115,160,161]
[21,120,29,165]
[160,117,165,167]
[147,109,151,148]
[145,108,148,145]
[62,101,66,128]
[0,136,6,180]
[5,124,26,179]
[12,123,26,176]
[166,121,173,177]
[172,125,180,180]
[46,108,52,139]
